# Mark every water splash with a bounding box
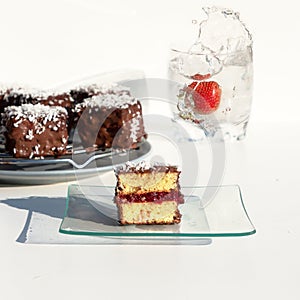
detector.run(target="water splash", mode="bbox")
[171,6,253,140]
[190,6,252,56]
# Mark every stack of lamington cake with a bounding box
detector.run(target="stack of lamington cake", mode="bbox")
[0,83,147,158]
[114,161,184,225]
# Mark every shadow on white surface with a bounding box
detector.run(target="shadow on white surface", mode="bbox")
[1,197,66,243]
[0,197,212,246]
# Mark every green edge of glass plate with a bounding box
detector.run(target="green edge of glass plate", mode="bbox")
[59,184,256,238]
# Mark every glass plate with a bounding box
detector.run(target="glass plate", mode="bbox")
[59,184,256,238]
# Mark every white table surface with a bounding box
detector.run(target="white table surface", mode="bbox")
[1,120,299,300]
[1,0,300,299]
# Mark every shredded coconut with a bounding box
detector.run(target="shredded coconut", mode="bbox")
[129,116,141,142]
[25,129,34,140]
[75,93,138,111]
[72,82,130,95]
[3,86,48,100]
[3,103,67,122]
[116,161,178,173]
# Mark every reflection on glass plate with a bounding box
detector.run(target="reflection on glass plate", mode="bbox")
[60,184,256,240]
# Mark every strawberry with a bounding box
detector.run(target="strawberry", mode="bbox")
[185,81,221,114]
[191,73,211,81]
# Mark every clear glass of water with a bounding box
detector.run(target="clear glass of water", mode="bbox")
[169,7,253,141]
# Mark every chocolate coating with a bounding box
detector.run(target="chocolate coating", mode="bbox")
[3,105,68,158]
[75,101,146,149]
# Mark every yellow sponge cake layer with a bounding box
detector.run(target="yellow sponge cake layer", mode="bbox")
[117,171,178,195]
[117,202,181,225]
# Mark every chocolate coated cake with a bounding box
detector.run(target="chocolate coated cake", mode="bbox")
[0,86,39,114]
[0,82,147,156]
[2,103,68,158]
[74,93,146,149]
[70,83,131,105]
[0,86,74,113]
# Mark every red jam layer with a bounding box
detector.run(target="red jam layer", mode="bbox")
[115,190,184,204]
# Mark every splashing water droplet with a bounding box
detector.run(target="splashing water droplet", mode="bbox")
[190,6,252,56]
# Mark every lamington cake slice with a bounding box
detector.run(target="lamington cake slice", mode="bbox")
[37,91,75,136]
[2,103,68,158]
[0,86,75,138]
[0,86,74,114]
[70,83,131,105]
[74,93,146,149]
[114,162,184,225]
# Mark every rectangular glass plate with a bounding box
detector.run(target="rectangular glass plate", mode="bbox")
[59,185,256,238]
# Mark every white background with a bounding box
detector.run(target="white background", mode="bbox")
[0,0,299,123]
[1,1,300,300]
